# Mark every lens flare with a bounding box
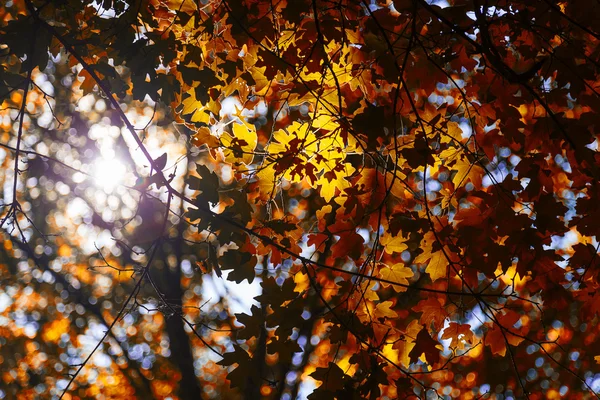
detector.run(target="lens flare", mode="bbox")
[93,157,126,193]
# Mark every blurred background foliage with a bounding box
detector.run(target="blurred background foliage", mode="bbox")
[1,0,600,399]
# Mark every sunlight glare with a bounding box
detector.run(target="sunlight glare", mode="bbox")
[93,157,126,193]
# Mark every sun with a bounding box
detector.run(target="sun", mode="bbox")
[93,157,126,193]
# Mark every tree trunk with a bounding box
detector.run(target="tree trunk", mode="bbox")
[163,262,203,399]
[162,154,203,399]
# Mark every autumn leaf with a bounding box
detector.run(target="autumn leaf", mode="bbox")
[393,320,422,367]
[235,305,263,340]
[413,297,448,332]
[191,126,220,148]
[442,121,465,144]
[360,281,379,301]
[216,344,261,390]
[309,362,346,394]
[485,310,526,357]
[425,250,449,282]
[441,323,475,350]
[380,230,408,254]
[253,163,278,201]
[378,263,414,292]
[219,247,257,284]
[330,230,364,261]
[221,120,257,165]
[415,248,449,282]
[374,301,398,319]
[408,328,440,366]
[451,157,483,189]
[317,162,356,203]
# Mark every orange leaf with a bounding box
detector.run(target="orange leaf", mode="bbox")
[413,297,447,332]
[441,323,475,350]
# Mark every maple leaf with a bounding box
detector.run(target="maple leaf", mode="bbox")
[221,120,257,165]
[219,246,257,284]
[412,297,448,332]
[188,164,220,206]
[392,320,422,368]
[415,249,449,282]
[317,162,356,203]
[266,337,301,364]
[309,362,346,393]
[408,328,440,366]
[191,126,220,148]
[359,281,379,301]
[217,344,261,390]
[330,230,364,261]
[441,323,475,350]
[378,263,414,292]
[307,233,329,253]
[252,162,278,202]
[380,230,408,254]
[485,310,526,357]
[374,301,398,320]
[441,121,465,144]
[451,157,484,189]
[180,88,210,124]
[235,305,263,340]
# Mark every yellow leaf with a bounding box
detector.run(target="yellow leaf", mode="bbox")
[425,250,449,281]
[414,231,436,265]
[495,264,530,288]
[439,187,456,211]
[442,121,464,144]
[254,164,277,201]
[180,89,210,124]
[360,281,379,301]
[344,28,362,45]
[595,355,600,364]
[310,115,337,131]
[379,263,414,292]
[414,232,448,282]
[384,170,408,200]
[380,231,408,254]
[317,163,355,203]
[166,0,197,14]
[452,157,483,188]
[393,320,422,367]
[374,301,398,319]
[294,271,310,293]
[268,122,318,183]
[191,126,220,148]
[222,121,257,165]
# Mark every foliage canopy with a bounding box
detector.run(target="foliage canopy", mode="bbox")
[1,0,600,398]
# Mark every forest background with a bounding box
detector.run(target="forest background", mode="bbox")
[1,0,600,399]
